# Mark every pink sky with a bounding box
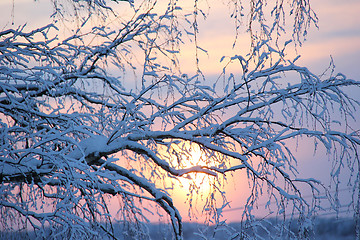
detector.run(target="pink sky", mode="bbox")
[173,0,360,222]
[1,0,359,224]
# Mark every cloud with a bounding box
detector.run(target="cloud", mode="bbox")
[296,36,360,64]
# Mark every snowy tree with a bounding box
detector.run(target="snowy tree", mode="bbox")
[0,0,359,239]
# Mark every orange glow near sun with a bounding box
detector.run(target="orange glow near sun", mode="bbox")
[168,143,214,193]
[156,142,251,223]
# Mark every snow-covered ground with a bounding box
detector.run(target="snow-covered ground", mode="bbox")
[1,217,356,239]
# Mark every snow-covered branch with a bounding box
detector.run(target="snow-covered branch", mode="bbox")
[1,0,359,239]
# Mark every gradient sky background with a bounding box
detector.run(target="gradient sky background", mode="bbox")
[1,0,360,223]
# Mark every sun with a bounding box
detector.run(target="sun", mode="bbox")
[167,143,215,197]
[182,146,212,186]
